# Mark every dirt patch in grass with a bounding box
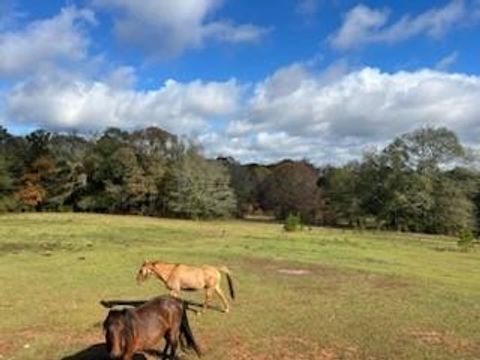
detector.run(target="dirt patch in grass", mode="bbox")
[0,241,91,255]
[222,335,365,360]
[240,256,411,293]
[371,275,410,290]
[408,329,480,356]
[239,256,341,276]
[277,269,311,275]
[0,339,16,356]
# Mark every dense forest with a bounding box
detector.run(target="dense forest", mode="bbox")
[0,125,478,236]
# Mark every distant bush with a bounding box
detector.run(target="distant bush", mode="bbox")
[457,229,475,251]
[0,196,16,212]
[284,213,302,232]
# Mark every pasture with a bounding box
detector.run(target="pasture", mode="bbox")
[1,213,480,359]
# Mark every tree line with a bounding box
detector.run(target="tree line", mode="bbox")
[0,125,478,236]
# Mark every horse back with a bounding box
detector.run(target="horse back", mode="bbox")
[135,295,182,320]
[173,264,220,289]
[132,296,183,347]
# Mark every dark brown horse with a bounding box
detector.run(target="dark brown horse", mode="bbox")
[103,295,201,360]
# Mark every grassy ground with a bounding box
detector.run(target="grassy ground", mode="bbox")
[1,213,480,359]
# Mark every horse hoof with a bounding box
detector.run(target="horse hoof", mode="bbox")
[224,308,230,313]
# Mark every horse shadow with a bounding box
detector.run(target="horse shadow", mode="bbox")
[100,298,224,313]
[100,299,147,308]
[61,343,164,360]
[61,343,108,360]
[60,343,110,360]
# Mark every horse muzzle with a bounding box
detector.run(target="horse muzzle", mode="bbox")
[108,347,124,359]
[105,334,124,359]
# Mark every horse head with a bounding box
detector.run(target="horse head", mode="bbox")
[103,309,134,359]
[136,260,154,284]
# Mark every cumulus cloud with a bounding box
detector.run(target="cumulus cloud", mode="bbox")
[5,70,241,135]
[92,0,270,58]
[218,64,480,164]
[4,61,480,165]
[0,6,96,76]
[330,1,466,50]
[104,65,137,89]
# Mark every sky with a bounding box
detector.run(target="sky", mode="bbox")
[0,0,479,164]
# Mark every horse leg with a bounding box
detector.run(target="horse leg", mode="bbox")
[169,285,180,299]
[168,330,178,359]
[215,285,230,313]
[122,342,135,360]
[162,332,171,359]
[203,288,213,313]
[168,280,181,299]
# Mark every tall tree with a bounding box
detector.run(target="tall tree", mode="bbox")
[380,127,472,233]
[218,157,272,216]
[163,150,236,219]
[385,127,465,174]
[322,162,363,226]
[261,160,324,223]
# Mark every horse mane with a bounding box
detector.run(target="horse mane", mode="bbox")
[148,261,178,282]
[122,309,135,347]
[103,309,135,355]
[151,260,176,266]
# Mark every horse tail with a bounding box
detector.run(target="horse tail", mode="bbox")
[219,266,235,300]
[180,302,202,357]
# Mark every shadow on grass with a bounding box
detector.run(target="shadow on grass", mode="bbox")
[100,298,224,313]
[60,343,107,360]
[99,299,147,308]
[60,343,162,360]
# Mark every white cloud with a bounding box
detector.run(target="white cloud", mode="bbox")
[4,61,480,165]
[330,5,389,50]
[219,64,480,164]
[203,21,271,44]
[330,1,466,50]
[435,51,459,70]
[0,7,96,76]
[104,66,137,89]
[92,0,270,58]
[5,70,241,136]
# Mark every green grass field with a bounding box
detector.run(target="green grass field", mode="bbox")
[1,213,480,359]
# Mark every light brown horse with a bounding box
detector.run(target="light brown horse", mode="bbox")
[136,260,235,313]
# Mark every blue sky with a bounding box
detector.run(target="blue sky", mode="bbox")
[1,0,479,164]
